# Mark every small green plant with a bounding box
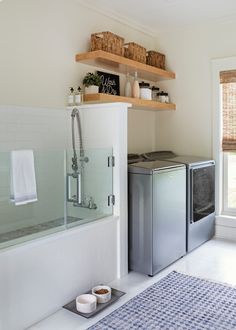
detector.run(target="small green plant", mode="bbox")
[82,72,102,87]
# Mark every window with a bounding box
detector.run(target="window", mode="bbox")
[220,70,236,215]
[223,152,236,213]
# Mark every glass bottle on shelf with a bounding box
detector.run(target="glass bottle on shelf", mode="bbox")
[132,71,140,98]
[124,73,132,97]
[151,86,160,101]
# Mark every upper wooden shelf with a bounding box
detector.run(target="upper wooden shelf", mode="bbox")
[75,50,175,82]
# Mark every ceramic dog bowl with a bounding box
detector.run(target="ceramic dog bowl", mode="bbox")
[76,294,97,313]
[92,285,111,304]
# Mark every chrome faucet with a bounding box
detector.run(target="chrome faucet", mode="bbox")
[71,108,88,173]
[67,108,96,209]
[73,196,97,209]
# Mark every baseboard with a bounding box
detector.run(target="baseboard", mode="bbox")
[215,215,236,241]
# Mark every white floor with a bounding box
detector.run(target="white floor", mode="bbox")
[28,238,236,330]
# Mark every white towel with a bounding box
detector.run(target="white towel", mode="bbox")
[10,150,38,206]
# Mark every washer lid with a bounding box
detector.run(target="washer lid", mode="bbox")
[165,156,215,166]
[128,153,145,164]
[141,150,177,161]
[128,160,185,174]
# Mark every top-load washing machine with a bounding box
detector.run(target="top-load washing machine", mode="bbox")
[142,151,215,252]
[128,153,145,164]
[128,159,186,276]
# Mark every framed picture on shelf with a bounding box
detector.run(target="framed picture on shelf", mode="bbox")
[97,71,120,95]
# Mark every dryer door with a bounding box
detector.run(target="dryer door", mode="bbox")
[190,164,215,223]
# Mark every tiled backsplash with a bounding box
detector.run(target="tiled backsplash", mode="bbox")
[0,105,69,150]
[0,105,69,235]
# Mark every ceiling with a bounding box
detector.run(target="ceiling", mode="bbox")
[81,0,236,34]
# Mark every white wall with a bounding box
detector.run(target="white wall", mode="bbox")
[0,2,142,327]
[0,0,156,108]
[155,20,236,157]
[5,3,236,158]
[0,0,157,153]
[77,102,129,278]
[128,109,158,153]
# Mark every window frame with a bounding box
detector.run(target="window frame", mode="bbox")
[212,57,236,218]
[222,152,236,216]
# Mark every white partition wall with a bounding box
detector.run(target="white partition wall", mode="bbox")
[77,102,131,277]
[0,102,130,330]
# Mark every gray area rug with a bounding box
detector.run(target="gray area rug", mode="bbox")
[88,271,236,330]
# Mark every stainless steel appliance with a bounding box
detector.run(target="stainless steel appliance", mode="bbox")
[164,156,215,252]
[128,160,186,276]
[142,152,215,252]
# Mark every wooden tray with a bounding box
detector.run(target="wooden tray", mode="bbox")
[63,288,125,319]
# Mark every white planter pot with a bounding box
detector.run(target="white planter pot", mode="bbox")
[84,85,99,94]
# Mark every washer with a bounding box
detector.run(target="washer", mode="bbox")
[128,160,186,276]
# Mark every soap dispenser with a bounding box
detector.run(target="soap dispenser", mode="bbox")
[75,86,83,105]
[67,87,74,106]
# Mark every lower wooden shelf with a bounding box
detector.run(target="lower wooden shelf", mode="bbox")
[83,93,176,111]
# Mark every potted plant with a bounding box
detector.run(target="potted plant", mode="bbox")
[83,72,102,94]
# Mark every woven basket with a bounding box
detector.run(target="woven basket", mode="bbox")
[124,42,146,64]
[90,31,124,56]
[146,50,165,69]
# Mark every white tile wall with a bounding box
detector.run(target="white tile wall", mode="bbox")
[0,105,69,151]
[0,105,69,233]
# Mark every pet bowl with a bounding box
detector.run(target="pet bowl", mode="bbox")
[76,294,97,313]
[92,285,111,304]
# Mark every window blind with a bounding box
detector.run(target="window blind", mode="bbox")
[220,70,236,151]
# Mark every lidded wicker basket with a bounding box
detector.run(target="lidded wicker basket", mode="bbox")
[124,42,146,64]
[146,50,165,69]
[90,31,124,56]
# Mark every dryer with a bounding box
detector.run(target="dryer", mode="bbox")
[164,156,215,252]
[141,151,215,252]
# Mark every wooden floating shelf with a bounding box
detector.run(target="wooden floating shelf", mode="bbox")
[84,94,176,111]
[76,50,175,82]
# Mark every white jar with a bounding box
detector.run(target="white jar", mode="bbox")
[139,82,152,100]
[159,91,166,103]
